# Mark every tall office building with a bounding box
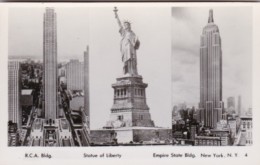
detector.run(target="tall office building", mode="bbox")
[8,61,21,129]
[237,95,242,116]
[82,46,91,146]
[227,97,235,109]
[199,9,223,128]
[66,59,84,90]
[43,8,57,120]
[227,97,235,114]
[84,46,90,122]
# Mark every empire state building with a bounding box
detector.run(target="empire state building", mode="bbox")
[199,9,224,128]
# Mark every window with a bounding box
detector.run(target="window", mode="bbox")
[242,122,246,129]
[140,115,143,120]
[247,122,250,129]
[156,131,159,137]
[118,115,123,121]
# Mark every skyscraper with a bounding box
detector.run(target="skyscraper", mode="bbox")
[82,46,91,146]
[84,46,90,123]
[227,97,235,109]
[66,59,84,90]
[238,95,242,116]
[227,97,235,114]
[8,61,21,129]
[199,9,223,128]
[43,8,57,120]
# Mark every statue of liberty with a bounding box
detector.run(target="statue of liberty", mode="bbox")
[113,7,140,76]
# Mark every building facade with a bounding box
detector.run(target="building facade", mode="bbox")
[8,61,22,129]
[84,46,90,121]
[66,59,84,91]
[43,8,58,120]
[199,9,223,128]
[195,135,221,146]
[227,97,235,112]
[239,116,252,145]
[237,95,242,116]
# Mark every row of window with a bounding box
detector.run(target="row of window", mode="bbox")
[196,140,220,146]
[114,88,145,97]
[135,88,144,96]
[242,121,252,129]
[117,115,144,120]
[115,89,127,97]
[246,140,252,144]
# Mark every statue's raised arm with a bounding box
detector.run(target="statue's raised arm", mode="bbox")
[113,7,123,29]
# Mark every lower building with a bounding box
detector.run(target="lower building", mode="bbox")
[210,129,230,146]
[8,122,20,146]
[29,118,74,146]
[21,89,34,106]
[90,127,171,145]
[238,116,252,146]
[228,118,237,144]
[195,135,221,146]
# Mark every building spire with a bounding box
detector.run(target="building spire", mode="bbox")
[208,9,214,23]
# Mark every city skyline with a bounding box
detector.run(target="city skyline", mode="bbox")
[8,7,91,147]
[172,7,252,110]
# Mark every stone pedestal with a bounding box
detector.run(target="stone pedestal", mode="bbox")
[106,74,154,128]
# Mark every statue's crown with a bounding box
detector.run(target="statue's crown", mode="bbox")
[123,20,131,25]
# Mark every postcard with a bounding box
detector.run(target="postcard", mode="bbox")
[0,2,259,165]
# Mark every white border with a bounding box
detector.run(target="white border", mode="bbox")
[0,2,259,165]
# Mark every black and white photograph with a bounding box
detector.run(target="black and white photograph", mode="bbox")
[1,2,260,165]
[88,7,171,145]
[8,7,91,147]
[171,7,253,146]
[7,6,172,147]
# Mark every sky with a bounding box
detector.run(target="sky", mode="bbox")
[171,7,252,111]
[9,7,90,61]
[9,7,172,129]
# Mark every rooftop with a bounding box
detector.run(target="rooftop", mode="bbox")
[93,126,170,131]
[240,116,252,120]
[195,135,221,140]
[21,89,33,95]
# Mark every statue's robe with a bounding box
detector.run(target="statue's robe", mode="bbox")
[119,27,140,75]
